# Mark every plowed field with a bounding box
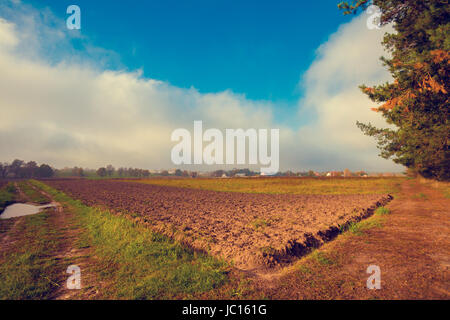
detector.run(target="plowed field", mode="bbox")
[47,179,392,270]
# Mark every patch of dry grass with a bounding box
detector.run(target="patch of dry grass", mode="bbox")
[418,177,450,199]
[124,177,403,195]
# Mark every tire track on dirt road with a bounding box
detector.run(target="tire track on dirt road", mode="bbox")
[30,183,99,299]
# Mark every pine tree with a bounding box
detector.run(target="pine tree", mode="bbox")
[339,0,449,180]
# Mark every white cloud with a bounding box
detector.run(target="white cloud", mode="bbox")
[0,18,18,49]
[281,14,402,172]
[0,14,274,170]
[0,4,403,172]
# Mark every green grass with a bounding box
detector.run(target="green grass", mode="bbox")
[375,206,391,216]
[297,265,312,274]
[444,188,450,199]
[250,218,271,231]
[17,181,50,204]
[229,278,253,298]
[0,182,16,212]
[126,177,404,195]
[346,219,384,236]
[30,180,229,299]
[0,210,62,299]
[310,251,334,266]
[260,246,277,256]
[412,192,428,200]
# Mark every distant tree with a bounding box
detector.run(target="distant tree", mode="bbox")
[23,161,38,178]
[161,170,169,176]
[37,164,54,178]
[284,170,295,177]
[106,164,115,176]
[71,167,84,177]
[97,167,107,177]
[339,0,450,180]
[213,170,225,177]
[9,159,24,178]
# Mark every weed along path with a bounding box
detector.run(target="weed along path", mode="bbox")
[253,179,450,299]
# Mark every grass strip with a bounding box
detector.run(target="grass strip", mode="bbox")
[0,183,16,212]
[17,181,51,204]
[126,177,404,195]
[0,210,62,299]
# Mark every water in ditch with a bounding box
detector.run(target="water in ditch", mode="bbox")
[0,203,56,219]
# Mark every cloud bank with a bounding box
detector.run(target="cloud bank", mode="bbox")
[0,3,402,172]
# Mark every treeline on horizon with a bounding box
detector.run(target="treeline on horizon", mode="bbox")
[0,159,54,178]
[0,160,155,179]
[0,159,403,179]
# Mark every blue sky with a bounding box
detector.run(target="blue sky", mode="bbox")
[28,0,348,105]
[0,0,403,172]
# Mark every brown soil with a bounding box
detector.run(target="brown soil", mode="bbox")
[245,179,449,299]
[46,179,392,270]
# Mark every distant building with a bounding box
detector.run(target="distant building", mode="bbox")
[354,171,367,177]
[327,171,342,177]
[197,171,211,177]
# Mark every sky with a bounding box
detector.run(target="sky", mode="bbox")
[0,0,403,172]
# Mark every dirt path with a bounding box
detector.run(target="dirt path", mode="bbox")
[254,179,449,299]
[40,190,99,299]
[28,184,102,299]
[0,182,99,299]
[14,181,29,202]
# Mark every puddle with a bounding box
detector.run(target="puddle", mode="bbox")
[0,203,56,219]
